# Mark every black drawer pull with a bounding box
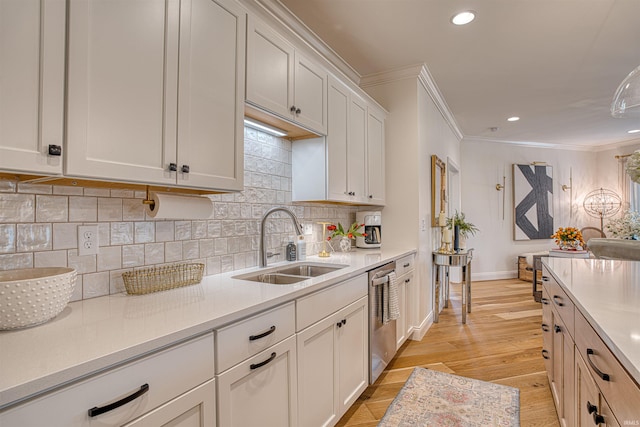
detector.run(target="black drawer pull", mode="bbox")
[541,297,550,305]
[250,352,276,370]
[553,295,564,307]
[88,383,149,417]
[169,162,177,171]
[403,263,410,268]
[541,323,550,332]
[542,276,549,282]
[405,278,411,284]
[554,324,561,333]
[542,349,550,359]
[587,401,598,414]
[249,325,276,341]
[586,348,610,381]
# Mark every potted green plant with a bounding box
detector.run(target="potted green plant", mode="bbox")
[447,211,479,249]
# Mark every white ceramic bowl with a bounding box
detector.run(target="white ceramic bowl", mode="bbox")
[0,267,77,330]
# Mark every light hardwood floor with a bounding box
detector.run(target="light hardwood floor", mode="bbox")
[336,278,560,427]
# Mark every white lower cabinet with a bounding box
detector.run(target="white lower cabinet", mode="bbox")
[396,271,415,349]
[216,335,298,427]
[297,296,368,427]
[0,333,215,427]
[124,379,216,427]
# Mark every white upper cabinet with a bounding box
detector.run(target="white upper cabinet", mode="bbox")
[66,0,245,191]
[247,16,327,135]
[366,105,386,204]
[292,76,385,206]
[0,0,65,175]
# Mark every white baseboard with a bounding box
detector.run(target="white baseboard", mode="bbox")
[409,312,433,341]
[471,270,518,281]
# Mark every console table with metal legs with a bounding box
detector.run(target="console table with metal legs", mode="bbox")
[432,249,474,324]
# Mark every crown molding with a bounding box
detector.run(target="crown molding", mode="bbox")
[592,136,640,152]
[253,0,361,84]
[461,136,600,151]
[361,64,464,142]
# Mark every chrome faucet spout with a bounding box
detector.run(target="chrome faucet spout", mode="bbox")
[260,207,304,267]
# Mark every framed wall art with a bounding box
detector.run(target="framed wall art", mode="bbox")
[431,155,446,227]
[513,164,553,240]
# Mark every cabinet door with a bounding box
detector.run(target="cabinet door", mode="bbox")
[293,53,327,134]
[176,0,245,190]
[348,94,367,203]
[217,335,298,427]
[0,0,65,175]
[326,77,349,202]
[396,275,407,349]
[246,17,294,121]
[124,379,215,427]
[576,353,620,427]
[297,311,339,427]
[541,289,553,384]
[336,297,368,414]
[66,0,179,185]
[552,314,574,427]
[366,106,386,205]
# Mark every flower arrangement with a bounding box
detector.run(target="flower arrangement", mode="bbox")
[550,227,585,250]
[327,222,366,240]
[626,150,640,184]
[446,211,479,238]
[606,210,640,239]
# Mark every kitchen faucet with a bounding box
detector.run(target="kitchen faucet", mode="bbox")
[260,207,304,267]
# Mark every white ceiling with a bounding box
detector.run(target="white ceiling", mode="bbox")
[276,0,640,149]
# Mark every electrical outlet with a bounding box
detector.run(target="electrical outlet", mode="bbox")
[303,223,313,235]
[78,225,99,256]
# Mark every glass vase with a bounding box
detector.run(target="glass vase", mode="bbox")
[559,240,578,250]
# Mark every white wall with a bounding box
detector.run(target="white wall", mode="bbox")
[363,66,461,335]
[461,139,598,279]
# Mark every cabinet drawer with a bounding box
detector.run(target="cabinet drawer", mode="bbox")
[216,302,295,373]
[0,333,214,427]
[296,274,367,331]
[575,311,640,425]
[395,254,415,277]
[541,267,574,336]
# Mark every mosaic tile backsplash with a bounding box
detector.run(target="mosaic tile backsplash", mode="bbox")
[0,127,359,301]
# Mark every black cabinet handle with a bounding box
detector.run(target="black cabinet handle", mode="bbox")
[250,352,276,370]
[169,163,177,172]
[342,319,347,326]
[88,383,149,417]
[554,324,561,333]
[553,295,564,307]
[48,144,62,156]
[593,413,605,425]
[181,165,190,173]
[368,195,373,199]
[295,108,301,115]
[403,263,410,268]
[337,322,343,328]
[541,349,549,360]
[542,276,549,282]
[541,323,550,332]
[249,325,276,341]
[405,278,411,284]
[541,297,550,305]
[586,348,610,381]
[587,401,598,414]
[290,105,297,113]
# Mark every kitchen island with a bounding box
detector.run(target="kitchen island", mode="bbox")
[0,249,414,412]
[542,257,640,426]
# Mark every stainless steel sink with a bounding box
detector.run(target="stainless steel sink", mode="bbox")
[248,273,307,284]
[233,262,347,284]
[275,264,345,277]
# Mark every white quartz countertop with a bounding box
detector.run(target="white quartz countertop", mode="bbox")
[543,257,640,385]
[0,249,414,409]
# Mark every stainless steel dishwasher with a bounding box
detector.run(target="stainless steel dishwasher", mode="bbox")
[368,261,397,384]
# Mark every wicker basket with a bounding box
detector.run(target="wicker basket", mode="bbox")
[122,263,204,295]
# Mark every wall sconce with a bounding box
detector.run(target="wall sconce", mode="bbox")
[562,168,573,219]
[496,176,506,220]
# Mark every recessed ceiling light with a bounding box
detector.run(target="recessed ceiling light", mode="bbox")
[507,116,520,122]
[628,129,640,134]
[451,11,476,25]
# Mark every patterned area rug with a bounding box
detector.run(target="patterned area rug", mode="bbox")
[378,367,520,427]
